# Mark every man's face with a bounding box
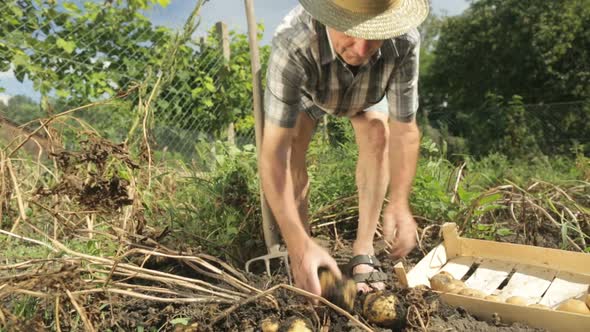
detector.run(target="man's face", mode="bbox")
[327,28,384,66]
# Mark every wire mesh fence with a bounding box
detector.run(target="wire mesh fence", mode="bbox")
[3,0,586,166]
[0,0,258,166]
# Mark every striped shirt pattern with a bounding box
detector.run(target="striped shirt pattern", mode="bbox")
[264,5,421,128]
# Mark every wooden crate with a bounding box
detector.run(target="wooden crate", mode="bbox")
[394,223,590,332]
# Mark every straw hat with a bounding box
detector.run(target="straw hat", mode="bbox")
[299,0,430,40]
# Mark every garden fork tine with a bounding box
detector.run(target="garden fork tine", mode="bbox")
[244,199,292,284]
[244,245,292,283]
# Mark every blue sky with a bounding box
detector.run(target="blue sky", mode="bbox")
[1,0,469,100]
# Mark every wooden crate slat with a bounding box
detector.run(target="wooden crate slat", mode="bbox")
[405,243,447,287]
[497,264,557,303]
[439,256,476,280]
[441,293,590,332]
[464,258,516,295]
[459,237,590,275]
[539,271,590,308]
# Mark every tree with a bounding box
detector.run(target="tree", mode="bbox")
[0,0,173,103]
[0,95,42,125]
[422,0,590,156]
[0,0,269,157]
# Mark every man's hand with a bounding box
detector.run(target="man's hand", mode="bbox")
[288,238,341,296]
[383,206,417,259]
[386,119,420,259]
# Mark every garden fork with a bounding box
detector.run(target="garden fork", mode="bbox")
[244,0,291,284]
[244,199,292,284]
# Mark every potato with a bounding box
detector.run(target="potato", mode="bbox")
[505,296,528,306]
[318,267,356,312]
[261,318,279,332]
[556,299,590,315]
[441,282,463,294]
[586,294,590,309]
[429,272,454,291]
[458,288,486,298]
[363,292,403,327]
[484,295,501,302]
[440,279,466,294]
[448,280,466,293]
[438,271,454,278]
[528,304,550,310]
[450,279,466,288]
[281,317,313,332]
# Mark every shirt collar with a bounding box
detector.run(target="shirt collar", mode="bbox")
[315,20,336,65]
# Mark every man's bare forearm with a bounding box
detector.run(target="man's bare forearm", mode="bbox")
[387,120,420,208]
[260,146,310,249]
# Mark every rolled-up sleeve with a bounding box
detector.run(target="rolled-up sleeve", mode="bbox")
[387,29,420,123]
[264,41,307,128]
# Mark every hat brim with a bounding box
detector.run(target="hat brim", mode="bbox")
[299,0,430,40]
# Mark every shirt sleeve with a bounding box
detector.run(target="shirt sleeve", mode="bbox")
[387,29,420,123]
[264,40,307,128]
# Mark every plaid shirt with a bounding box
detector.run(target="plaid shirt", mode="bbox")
[264,5,421,128]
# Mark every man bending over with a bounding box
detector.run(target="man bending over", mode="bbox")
[261,0,429,294]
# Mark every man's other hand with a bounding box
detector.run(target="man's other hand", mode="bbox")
[383,206,417,259]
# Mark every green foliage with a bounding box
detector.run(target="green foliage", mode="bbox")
[10,296,39,320]
[467,223,514,240]
[0,235,53,260]
[423,0,590,157]
[0,95,43,125]
[1,0,268,159]
[170,317,190,326]
[408,134,586,233]
[1,0,172,102]
[160,143,265,263]
[411,137,458,221]
[464,152,584,187]
[155,24,270,141]
[308,124,358,209]
[417,12,444,93]
[469,94,541,158]
[220,25,270,138]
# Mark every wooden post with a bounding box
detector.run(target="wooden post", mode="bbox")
[215,21,230,60]
[216,21,235,145]
[244,0,281,252]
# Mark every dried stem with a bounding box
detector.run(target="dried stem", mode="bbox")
[55,296,62,332]
[7,101,106,157]
[65,289,96,332]
[72,288,231,304]
[6,159,26,226]
[141,74,161,189]
[0,228,58,252]
[450,162,466,204]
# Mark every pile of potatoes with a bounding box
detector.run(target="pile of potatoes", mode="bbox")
[429,272,590,315]
[318,268,403,327]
